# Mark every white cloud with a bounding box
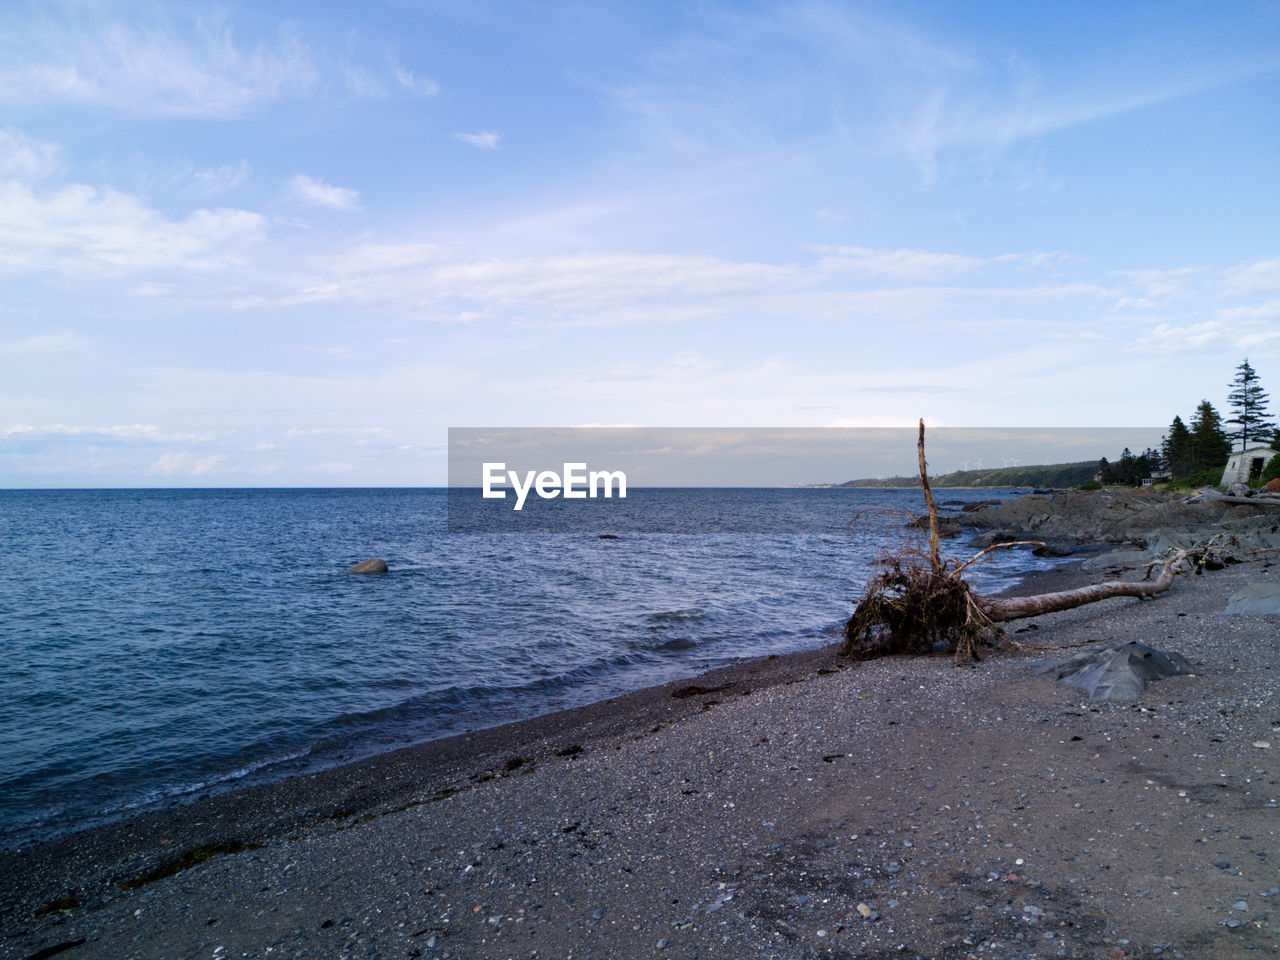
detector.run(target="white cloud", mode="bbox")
[455,130,501,150]
[0,180,265,273]
[1,423,199,442]
[0,127,60,179]
[285,426,389,437]
[813,245,989,280]
[389,56,438,96]
[1223,256,1280,296]
[150,451,226,475]
[289,173,361,211]
[0,7,318,117]
[192,160,252,194]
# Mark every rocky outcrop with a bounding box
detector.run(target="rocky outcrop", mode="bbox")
[957,489,1280,569]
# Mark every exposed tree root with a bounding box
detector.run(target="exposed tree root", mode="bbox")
[841,420,1218,665]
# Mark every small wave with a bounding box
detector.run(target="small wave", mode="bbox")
[113,748,313,813]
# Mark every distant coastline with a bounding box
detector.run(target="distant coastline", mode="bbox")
[834,458,1098,489]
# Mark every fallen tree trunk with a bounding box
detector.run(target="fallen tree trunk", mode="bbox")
[978,556,1183,622]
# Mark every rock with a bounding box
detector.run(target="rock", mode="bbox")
[345,558,389,574]
[1032,541,1075,557]
[1266,477,1280,493]
[1038,641,1194,702]
[1227,481,1252,497]
[962,500,1002,512]
[1224,583,1280,615]
[597,534,622,540]
[856,903,872,918]
[1182,486,1223,503]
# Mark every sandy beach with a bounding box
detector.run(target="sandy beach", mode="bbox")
[3,548,1278,960]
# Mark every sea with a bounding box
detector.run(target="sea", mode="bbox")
[0,487,1064,848]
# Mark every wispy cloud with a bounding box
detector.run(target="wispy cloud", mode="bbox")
[388,56,438,96]
[0,127,61,179]
[1223,256,1280,296]
[455,130,501,150]
[0,5,442,118]
[0,179,265,273]
[289,173,361,211]
[0,6,317,117]
[193,160,252,194]
[2,423,200,442]
[150,451,226,475]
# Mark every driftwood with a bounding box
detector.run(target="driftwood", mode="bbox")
[842,420,1197,664]
[1218,495,1280,507]
[978,557,1183,622]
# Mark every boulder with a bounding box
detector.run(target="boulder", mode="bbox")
[1038,641,1194,702]
[1223,583,1280,615]
[346,558,389,574]
[1266,478,1280,493]
[1227,481,1252,498]
[1031,541,1075,558]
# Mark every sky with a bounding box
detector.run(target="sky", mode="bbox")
[1,0,1278,486]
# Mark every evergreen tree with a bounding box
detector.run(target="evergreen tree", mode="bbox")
[1116,447,1138,485]
[1096,457,1114,484]
[1226,357,1276,451]
[1188,400,1231,470]
[1162,415,1194,477]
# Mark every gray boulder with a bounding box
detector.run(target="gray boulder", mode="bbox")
[346,558,389,574]
[1223,583,1280,615]
[1038,641,1194,702]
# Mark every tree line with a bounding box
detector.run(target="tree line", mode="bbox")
[1095,358,1278,487]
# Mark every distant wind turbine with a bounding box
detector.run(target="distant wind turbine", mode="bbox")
[973,458,983,470]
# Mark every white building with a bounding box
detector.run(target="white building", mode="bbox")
[1221,445,1278,485]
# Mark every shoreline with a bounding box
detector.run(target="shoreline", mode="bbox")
[0,562,1081,903]
[0,530,1057,855]
[4,553,1278,958]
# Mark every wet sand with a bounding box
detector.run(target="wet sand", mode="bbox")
[2,558,1278,960]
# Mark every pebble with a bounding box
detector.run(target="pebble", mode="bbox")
[1232,900,1249,911]
[656,938,668,949]
[856,903,872,918]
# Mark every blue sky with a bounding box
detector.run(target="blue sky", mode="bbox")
[1,0,1278,485]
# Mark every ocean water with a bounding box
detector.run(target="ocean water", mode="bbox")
[0,487,1061,847]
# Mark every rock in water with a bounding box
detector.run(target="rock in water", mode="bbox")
[346,558,389,574]
[1223,583,1280,615]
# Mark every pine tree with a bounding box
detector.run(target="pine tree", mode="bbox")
[1162,415,1194,477]
[1189,400,1231,470]
[1116,447,1137,485]
[1226,358,1277,452]
[1096,457,1114,484]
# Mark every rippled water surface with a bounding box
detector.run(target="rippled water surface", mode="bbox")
[0,487,1059,845]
